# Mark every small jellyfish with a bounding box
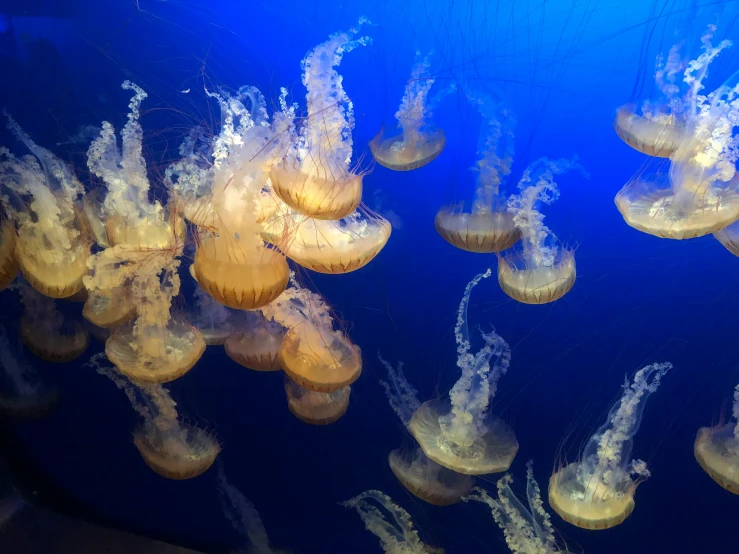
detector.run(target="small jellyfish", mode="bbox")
[714,220,739,256]
[378,353,473,505]
[0,220,18,291]
[259,273,361,392]
[1,116,90,298]
[694,383,739,494]
[498,158,580,304]
[270,22,370,220]
[225,312,285,372]
[436,93,520,253]
[370,52,446,171]
[82,282,137,330]
[284,376,350,425]
[341,490,443,554]
[191,284,233,346]
[87,353,220,479]
[410,270,518,475]
[464,461,566,554]
[548,362,672,529]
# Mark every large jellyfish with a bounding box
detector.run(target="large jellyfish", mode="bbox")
[270,22,370,220]
[0,219,18,291]
[284,376,350,425]
[341,490,444,554]
[548,362,672,530]
[0,116,90,298]
[259,274,361,392]
[225,312,285,372]
[410,269,518,475]
[498,158,580,304]
[694,383,739,494]
[464,461,566,554]
[615,28,739,239]
[435,93,520,253]
[87,353,220,479]
[370,52,446,171]
[378,353,473,505]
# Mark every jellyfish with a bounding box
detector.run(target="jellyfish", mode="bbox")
[435,93,520,253]
[410,270,518,475]
[548,362,672,530]
[0,220,18,291]
[0,323,58,419]
[370,52,446,171]
[218,467,287,554]
[270,22,370,220]
[341,490,443,554]
[191,284,233,346]
[378,353,474,505]
[714,219,739,256]
[87,353,220,479]
[15,280,89,363]
[0,116,90,299]
[694,383,739,494]
[259,273,361,392]
[615,28,739,239]
[225,312,285,372]
[284,376,350,425]
[498,158,580,304]
[463,461,565,554]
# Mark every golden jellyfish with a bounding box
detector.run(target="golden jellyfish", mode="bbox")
[498,158,581,304]
[436,93,520,253]
[694,384,739,494]
[548,362,671,530]
[259,274,361,392]
[88,353,220,479]
[410,270,518,476]
[0,220,18,291]
[270,22,369,220]
[370,52,445,171]
[225,312,285,371]
[613,105,687,158]
[284,376,350,425]
[1,116,90,299]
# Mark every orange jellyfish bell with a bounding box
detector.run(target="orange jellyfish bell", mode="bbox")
[435,207,520,253]
[497,248,576,305]
[613,105,687,158]
[225,316,285,371]
[0,221,19,290]
[694,423,739,494]
[370,125,445,171]
[284,376,350,425]
[388,448,474,506]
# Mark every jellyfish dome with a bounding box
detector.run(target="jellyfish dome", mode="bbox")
[436,93,520,253]
[613,105,688,158]
[370,52,446,171]
[498,158,580,304]
[270,22,370,220]
[82,283,137,330]
[284,376,350,425]
[410,270,518,475]
[0,220,18,291]
[694,384,739,494]
[548,362,671,529]
[225,312,285,372]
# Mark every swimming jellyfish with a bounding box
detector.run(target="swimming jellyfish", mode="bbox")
[498,158,580,304]
[284,375,350,425]
[0,219,18,291]
[270,22,370,220]
[191,284,233,346]
[435,94,520,253]
[225,312,285,372]
[410,269,518,475]
[378,352,474,505]
[87,353,220,479]
[548,362,672,529]
[341,490,444,554]
[464,461,566,554]
[694,383,739,494]
[0,115,90,298]
[370,52,446,171]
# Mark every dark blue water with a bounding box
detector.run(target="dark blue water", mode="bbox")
[1,1,739,553]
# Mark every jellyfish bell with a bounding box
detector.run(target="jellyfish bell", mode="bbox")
[82,285,137,329]
[435,206,520,253]
[694,423,739,494]
[0,221,18,290]
[225,314,285,371]
[370,124,446,172]
[19,313,89,363]
[497,247,576,305]
[389,447,474,506]
[284,376,350,425]
[613,104,687,158]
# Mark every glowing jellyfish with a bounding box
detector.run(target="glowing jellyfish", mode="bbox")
[262,207,391,274]
[342,490,443,554]
[436,94,520,253]
[82,282,136,330]
[548,362,672,530]
[464,461,565,554]
[191,285,233,346]
[378,353,473,505]
[0,324,57,419]
[284,376,350,425]
[410,270,518,475]
[694,383,739,494]
[498,158,580,304]
[16,281,89,363]
[0,221,18,291]
[270,22,370,220]
[259,274,361,392]
[225,312,285,372]
[370,52,445,171]
[88,353,220,479]
[1,116,90,298]
[615,29,739,239]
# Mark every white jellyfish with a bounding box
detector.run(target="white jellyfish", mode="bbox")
[695,383,739,494]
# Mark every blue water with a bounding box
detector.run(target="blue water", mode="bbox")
[1,1,739,553]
